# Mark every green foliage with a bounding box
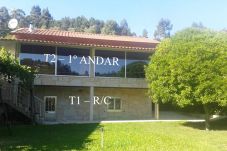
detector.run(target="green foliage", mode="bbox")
[10,9,28,28]
[154,18,173,41]
[0,6,136,36]
[119,19,131,36]
[146,28,227,115]
[142,29,148,38]
[0,7,10,37]
[0,47,35,87]
[28,5,42,28]
[101,20,120,35]
[40,8,52,28]
[119,61,147,78]
[191,22,205,29]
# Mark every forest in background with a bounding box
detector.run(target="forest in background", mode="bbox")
[0,5,174,40]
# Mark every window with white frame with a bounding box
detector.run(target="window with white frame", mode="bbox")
[107,97,122,111]
[44,96,57,112]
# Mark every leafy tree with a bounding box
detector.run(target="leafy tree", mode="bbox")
[88,17,96,27]
[119,19,131,36]
[154,18,173,41]
[192,22,205,29]
[94,19,104,34]
[10,9,27,28]
[85,25,99,33]
[146,28,227,130]
[85,17,104,34]
[0,7,10,37]
[60,17,71,30]
[0,5,137,36]
[73,16,89,32]
[0,47,35,87]
[40,8,52,28]
[142,29,148,38]
[28,5,41,28]
[131,32,137,36]
[101,20,120,35]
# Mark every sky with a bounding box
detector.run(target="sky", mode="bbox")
[1,0,227,38]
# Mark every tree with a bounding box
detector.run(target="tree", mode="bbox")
[40,8,52,28]
[85,25,99,34]
[28,5,41,28]
[146,28,227,130]
[0,47,35,87]
[60,17,71,30]
[131,32,137,36]
[192,22,205,29]
[94,19,104,34]
[119,19,131,36]
[0,5,137,36]
[85,17,104,34]
[0,7,10,37]
[101,20,119,35]
[73,16,89,32]
[142,29,148,38]
[10,9,27,28]
[154,18,173,41]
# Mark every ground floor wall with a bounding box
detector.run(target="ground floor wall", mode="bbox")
[34,86,153,122]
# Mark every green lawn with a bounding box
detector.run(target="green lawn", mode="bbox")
[0,119,227,151]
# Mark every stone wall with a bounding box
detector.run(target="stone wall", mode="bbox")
[94,88,152,120]
[34,86,152,122]
[34,86,90,121]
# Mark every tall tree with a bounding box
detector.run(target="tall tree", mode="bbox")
[94,19,104,34]
[154,18,173,40]
[28,5,41,28]
[119,19,131,36]
[0,6,137,36]
[146,28,227,130]
[10,9,27,28]
[60,17,71,30]
[142,29,148,38]
[0,7,10,36]
[85,17,104,34]
[89,17,96,27]
[40,8,52,28]
[73,16,89,32]
[85,25,99,34]
[101,20,119,35]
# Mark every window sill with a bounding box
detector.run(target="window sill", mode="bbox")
[107,110,122,112]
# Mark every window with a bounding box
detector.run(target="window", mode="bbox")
[57,47,90,76]
[126,52,151,78]
[107,97,122,111]
[20,44,55,74]
[19,44,152,78]
[44,96,57,112]
[95,50,125,77]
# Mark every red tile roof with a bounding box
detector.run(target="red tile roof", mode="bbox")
[11,28,159,51]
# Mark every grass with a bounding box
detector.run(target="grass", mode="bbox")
[0,119,227,151]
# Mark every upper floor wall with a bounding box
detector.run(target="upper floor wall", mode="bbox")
[1,28,159,88]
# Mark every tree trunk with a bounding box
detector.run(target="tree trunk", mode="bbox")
[203,104,210,131]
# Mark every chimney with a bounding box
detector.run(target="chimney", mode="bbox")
[29,23,33,32]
